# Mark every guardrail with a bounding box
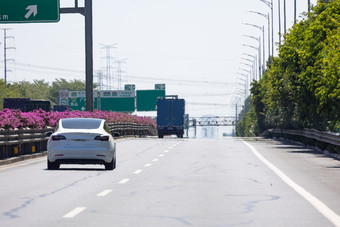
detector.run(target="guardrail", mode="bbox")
[0,123,157,161]
[266,128,340,152]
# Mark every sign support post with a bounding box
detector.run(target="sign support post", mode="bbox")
[60,0,93,111]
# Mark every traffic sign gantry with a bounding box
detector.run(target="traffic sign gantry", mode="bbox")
[0,0,60,23]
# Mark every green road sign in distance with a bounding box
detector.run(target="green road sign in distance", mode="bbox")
[0,0,60,23]
[100,90,135,112]
[68,91,98,111]
[136,90,166,111]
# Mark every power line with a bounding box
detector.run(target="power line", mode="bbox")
[125,74,234,86]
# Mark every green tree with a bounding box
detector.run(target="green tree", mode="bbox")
[48,78,86,104]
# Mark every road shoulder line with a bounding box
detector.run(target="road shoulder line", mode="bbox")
[242,140,340,227]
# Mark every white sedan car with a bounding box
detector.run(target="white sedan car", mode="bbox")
[47,118,118,170]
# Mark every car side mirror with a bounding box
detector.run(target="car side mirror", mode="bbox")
[112,132,120,138]
[45,131,53,137]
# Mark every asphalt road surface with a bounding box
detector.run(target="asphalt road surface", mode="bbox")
[1,137,340,227]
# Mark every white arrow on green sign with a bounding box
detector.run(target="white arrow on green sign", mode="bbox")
[0,0,60,23]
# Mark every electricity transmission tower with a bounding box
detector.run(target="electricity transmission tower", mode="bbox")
[1,28,15,84]
[99,43,116,90]
[114,58,127,90]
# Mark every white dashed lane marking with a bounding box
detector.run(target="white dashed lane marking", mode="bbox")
[152,159,159,162]
[63,207,86,218]
[159,154,164,157]
[118,178,130,184]
[97,189,112,197]
[144,164,152,167]
[134,169,143,174]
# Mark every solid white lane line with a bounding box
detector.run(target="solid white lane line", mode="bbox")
[97,189,112,197]
[134,169,143,174]
[63,207,86,218]
[159,154,164,157]
[0,157,45,171]
[144,164,152,167]
[152,159,159,162]
[118,178,130,184]
[243,140,340,227]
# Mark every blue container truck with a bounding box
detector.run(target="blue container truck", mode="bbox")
[157,97,185,138]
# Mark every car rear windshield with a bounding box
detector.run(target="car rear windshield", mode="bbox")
[61,119,102,129]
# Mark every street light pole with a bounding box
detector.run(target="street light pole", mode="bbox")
[284,0,287,36]
[242,44,259,80]
[243,35,262,79]
[244,20,267,73]
[259,0,274,59]
[294,0,297,24]
[278,0,281,44]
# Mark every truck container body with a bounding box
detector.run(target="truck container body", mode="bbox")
[24,100,51,112]
[157,98,185,138]
[3,98,30,111]
[53,105,68,112]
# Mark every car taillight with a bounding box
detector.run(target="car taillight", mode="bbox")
[94,135,110,141]
[52,135,66,141]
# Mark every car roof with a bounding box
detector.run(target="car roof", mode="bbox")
[60,118,105,130]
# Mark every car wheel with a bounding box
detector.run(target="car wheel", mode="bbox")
[105,158,116,170]
[47,160,60,170]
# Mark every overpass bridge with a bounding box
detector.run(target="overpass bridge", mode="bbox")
[186,116,236,137]
[188,116,235,127]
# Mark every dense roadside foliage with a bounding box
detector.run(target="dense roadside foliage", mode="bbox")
[0,79,156,130]
[0,109,156,130]
[237,0,340,136]
[0,78,90,110]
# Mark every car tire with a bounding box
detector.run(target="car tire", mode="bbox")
[105,158,116,170]
[47,160,60,170]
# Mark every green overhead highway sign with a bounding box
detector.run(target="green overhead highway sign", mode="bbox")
[68,91,98,111]
[136,90,166,111]
[100,90,135,113]
[0,0,60,23]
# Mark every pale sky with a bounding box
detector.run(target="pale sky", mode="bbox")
[0,0,318,117]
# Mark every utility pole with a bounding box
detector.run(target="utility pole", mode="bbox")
[100,44,116,90]
[1,28,15,84]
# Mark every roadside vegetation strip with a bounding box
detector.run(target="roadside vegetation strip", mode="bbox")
[236,2,340,138]
[243,140,340,227]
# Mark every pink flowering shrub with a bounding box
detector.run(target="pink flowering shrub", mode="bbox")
[0,109,156,130]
